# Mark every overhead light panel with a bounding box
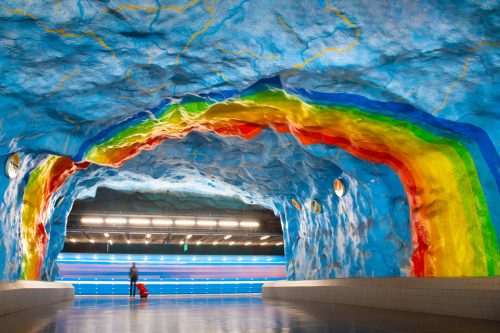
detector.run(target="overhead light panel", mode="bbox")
[196,241,202,245]
[108,240,113,245]
[229,241,235,246]
[186,234,192,239]
[145,240,149,245]
[175,219,196,226]
[89,239,95,243]
[81,217,103,224]
[179,240,185,245]
[70,238,76,243]
[152,218,173,226]
[244,242,252,246]
[105,217,127,225]
[103,233,109,238]
[276,242,284,246]
[126,239,131,244]
[129,218,150,225]
[224,235,232,240]
[219,221,238,227]
[213,241,219,245]
[260,242,268,246]
[197,220,217,226]
[260,235,270,240]
[240,221,260,228]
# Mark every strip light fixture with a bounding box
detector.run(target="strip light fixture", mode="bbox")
[260,235,270,240]
[175,219,196,226]
[197,220,217,226]
[152,219,173,226]
[240,221,259,228]
[219,221,238,227]
[79,216,263,229]
[81,217,103,224]
[105,217,127,225]
[129,218,150,225]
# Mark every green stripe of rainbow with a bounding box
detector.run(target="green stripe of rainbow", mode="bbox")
[20,89,499,279]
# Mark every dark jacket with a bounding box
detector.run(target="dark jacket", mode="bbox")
[130,267,138,282]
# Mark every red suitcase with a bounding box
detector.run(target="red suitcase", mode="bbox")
[137,283,149,299]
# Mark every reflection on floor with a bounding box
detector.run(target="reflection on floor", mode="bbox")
[2,295,499,333]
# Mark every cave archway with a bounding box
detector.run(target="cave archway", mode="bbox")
[7,77,500,281]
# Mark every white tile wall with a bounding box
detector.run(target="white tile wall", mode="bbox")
[262,277,500,321]
[0,281,74,316]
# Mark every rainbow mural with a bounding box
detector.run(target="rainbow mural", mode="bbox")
[20,78,499,280]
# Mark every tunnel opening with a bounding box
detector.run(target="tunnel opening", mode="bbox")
[54,188,286,295]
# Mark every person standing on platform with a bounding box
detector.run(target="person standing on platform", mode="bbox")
[129,262,139,297]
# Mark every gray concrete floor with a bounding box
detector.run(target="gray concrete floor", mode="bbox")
[1,295,499,332]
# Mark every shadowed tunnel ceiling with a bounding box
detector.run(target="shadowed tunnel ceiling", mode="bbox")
[0,0,498,283]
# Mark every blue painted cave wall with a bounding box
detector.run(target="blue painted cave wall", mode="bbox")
[0,0,498,282]
[40,130,410,281]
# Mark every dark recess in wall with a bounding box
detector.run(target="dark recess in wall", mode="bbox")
[62,243,285,255]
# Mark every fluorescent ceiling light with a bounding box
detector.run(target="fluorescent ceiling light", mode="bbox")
[224,235,232,240]
[152,218,173,226]
[229,241,235,246]
[179,240,185,245]
[129,218,150,225]
[175,219,195,226]
[103,232,109,238]
[105,217,127,224]
[81,217,103,224]
[219,221,238,227]
[89,239,95,243]
[244,242,252,246]
[146,233,151,238]
[196,241,202,245]
[240,221,260,228]
[213,241,219,245]
[70,238,76,243]
[186,234,192,239]
[145,240,149,245]
[260,242,268,246]
[260,235,270,240]
[108,240,113,245]
[276,242,284,246]
[197,220,217,226]
[126,240,131,244]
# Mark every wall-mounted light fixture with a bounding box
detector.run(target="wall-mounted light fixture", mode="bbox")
[334,179,346,197]
[5,153,21,179]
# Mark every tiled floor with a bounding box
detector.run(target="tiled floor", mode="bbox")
[1,295,499,332]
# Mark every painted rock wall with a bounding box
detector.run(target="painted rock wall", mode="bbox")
[0,0,498,281]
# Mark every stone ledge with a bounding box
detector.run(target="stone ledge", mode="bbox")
[0,280,74,316]
[262,277,500,321]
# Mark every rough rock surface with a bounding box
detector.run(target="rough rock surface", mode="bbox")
[0,0,498,281]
